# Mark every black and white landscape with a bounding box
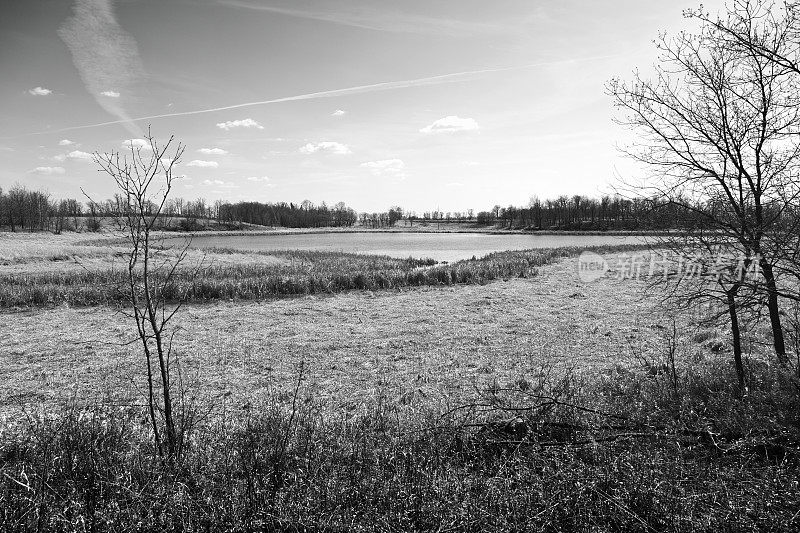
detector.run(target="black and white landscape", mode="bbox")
[1,1,800,531]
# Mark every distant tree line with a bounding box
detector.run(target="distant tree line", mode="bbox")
[217,200,358,228]
[404,195,702,231]
[0,185,86,233]
[0,184,714,233]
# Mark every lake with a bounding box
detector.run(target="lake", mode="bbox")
[177,232,647,263]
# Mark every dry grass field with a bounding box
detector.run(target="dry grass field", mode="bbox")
[1,243,708,418]
[2,232,798,531]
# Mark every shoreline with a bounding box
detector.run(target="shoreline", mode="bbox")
[154,227,678,239]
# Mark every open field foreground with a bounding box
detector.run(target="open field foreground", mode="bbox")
[1,254,669,415]
[2,239,799,531]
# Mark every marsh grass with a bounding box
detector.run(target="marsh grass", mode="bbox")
[1,357,798,531]
[0,246,647,308]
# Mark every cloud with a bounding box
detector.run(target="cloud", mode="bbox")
[299,141,351,155]
[122,138,152,151]
[58,0,145,136]
[216,118,264,130]
[198,147,229,155]
[420,116,479,134]
[219,1,501,36]
[332,109,346,116]
[246,176,270,182]
[27,57,614,135]
[67,150,93,160]
[446,182,464,187]
[187,160,219,168]
[361,158,405,179]
[28,87,52,96]
[100,90,120,98]
[58,139,75,146]
[30,166,65,175]
[202,179,237,188]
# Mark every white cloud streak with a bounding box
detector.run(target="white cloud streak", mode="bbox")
[100,90,120,98]
[219,0,501,36]
[58,0,145,136]
[30,166,66,175]
[28,87,52,96]
[122,138,152,151]
[420,116,479,134]
[67,150,94,160]
[187,160,219,168]
[17,56,614,137]
[58,139,75,146]
[216,118,264,130]
[299,141,351,155]
[198,147,229,155]
[361,159,405,179]
[332,109,346,116]
[202,179,237,188]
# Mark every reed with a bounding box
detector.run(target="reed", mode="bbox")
[0,246,642,308]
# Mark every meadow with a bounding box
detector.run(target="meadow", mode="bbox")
[1,231,798,531]
[0,232,649,308]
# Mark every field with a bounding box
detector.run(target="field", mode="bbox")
[1,246,666,414]
[1,231,799,531]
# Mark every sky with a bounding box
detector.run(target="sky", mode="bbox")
[0,0,727,213]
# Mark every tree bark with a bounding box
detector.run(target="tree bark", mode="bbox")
[760,259,787,364]
[727,288,746,390]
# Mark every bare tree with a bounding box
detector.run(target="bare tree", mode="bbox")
[92,129,191,461]
[688,0,800,306]
[609,1,800,364]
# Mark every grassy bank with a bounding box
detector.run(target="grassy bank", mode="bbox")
[0,246,646,308]
[1,358,798,531]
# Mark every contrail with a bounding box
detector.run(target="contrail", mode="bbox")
[14,55,613,138]
[58,0,146,137]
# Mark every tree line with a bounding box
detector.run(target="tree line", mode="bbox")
[3,184,697,233]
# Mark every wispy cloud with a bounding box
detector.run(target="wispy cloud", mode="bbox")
[420,116,479,134]
[219,0,501,36]
[198,147,229,155]
[30,166,65,175]
[100,90,120,98]
[202,179,237,188]
[299,141,351,155]
[18,56,614,137]
[28,87,52,96]
[122,138,152,151]
[247,176,271,182]
[66,150,93,161]
[217,118,264,130]
[58,0,145,136]
[332,109,346,117]
[58,139,75,146]
[361,159,405,179]
[187,160,219,168]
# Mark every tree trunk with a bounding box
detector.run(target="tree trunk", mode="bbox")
[760,259,787,364]
[727,288,746,390]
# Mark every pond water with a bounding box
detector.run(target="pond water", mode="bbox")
[177,232,647,263]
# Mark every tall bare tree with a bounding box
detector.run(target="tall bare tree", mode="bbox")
[609,1,800,364]
[92,129,191,461]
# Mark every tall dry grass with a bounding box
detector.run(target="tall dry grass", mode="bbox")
[1,356,798,531]
[0,246,643,308]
